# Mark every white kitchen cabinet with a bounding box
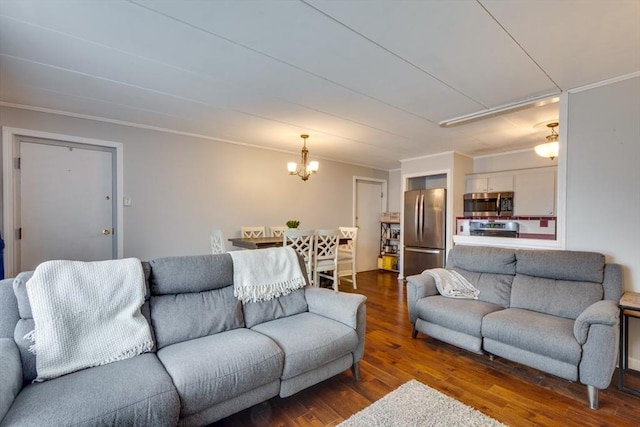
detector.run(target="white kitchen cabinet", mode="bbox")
[465,174,514,193]
[514,169,556,216]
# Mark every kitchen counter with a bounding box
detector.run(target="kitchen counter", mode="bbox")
[453,235,561,249]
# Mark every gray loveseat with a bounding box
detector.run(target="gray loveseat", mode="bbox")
[406,245,622,409]
[0,253,367,426]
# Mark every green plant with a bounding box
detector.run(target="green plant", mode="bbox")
[286,220,300,228]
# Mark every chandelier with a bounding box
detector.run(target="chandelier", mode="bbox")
[535,122,559,160]
[287,134,319,181]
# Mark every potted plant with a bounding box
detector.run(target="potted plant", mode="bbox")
[286,220,300,229]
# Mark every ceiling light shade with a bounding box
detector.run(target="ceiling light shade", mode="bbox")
[535,122,559,160]
[288,134,319,181]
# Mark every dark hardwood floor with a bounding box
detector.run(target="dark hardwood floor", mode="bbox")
[215,270,639,426]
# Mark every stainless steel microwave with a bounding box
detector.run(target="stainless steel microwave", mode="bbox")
[463,192,514,217]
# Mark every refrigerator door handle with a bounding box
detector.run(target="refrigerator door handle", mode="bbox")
[405,247,441,254]
[419,194,425,241]
[414,194,420,242]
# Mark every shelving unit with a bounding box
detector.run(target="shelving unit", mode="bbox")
[379,220,401,272]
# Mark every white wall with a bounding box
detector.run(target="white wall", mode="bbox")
[387,169,401,212]
[472,149,558,173]
[0,107,388,260]
[565,76,640,367]
[565,77,639,291]
[452,152,473,219]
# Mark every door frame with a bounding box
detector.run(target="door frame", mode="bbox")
[352,176,388,226]
[352,177,387,272]
[2,127,124,277]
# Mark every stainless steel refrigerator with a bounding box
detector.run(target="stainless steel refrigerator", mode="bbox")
[403,188,446,277]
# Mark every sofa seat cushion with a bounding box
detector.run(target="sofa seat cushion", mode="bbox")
[416,295,504,337]
[482,308,581,365]
[251,312,358,380]
[1,353,179,427]
[156,328,283,417]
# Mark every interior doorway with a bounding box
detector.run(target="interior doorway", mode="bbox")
[2,127,124,276]
[354,178,387,272]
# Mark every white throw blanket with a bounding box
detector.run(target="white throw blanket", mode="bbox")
[229,247,307,303]
[424,268,480,300]
[25,258,154,381]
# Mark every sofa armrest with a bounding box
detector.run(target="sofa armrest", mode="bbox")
[573,300,619,345]
[574,300,620,389]
[0,338,23,421]
[305,288,366,329]
[406,273,439,324]
[305,288,367,362]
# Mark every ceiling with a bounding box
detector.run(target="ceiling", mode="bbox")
[0,0,638,170]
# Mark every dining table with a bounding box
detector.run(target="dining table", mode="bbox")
[229,236,350,250]
[228,236,285,250]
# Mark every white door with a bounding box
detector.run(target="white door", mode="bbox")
[355,179,385,272]
[17,139,115,271]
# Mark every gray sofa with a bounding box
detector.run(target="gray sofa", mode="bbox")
[0,253,367,426]
[406,245,622,409]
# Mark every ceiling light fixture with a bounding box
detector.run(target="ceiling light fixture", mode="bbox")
[287,134,319,181]
[438,93,561,127]
[535,122,559,160]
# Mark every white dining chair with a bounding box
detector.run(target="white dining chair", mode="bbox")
[270,226,287,238]
[338,226,358,289]
[241,226,266,238]
[283,229,315,285]
[313,229,340,291]
[210,229,226,254]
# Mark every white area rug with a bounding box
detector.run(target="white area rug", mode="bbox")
[339,380,506,427]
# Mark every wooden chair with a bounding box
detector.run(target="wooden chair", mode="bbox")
[210,230,226,254]
[313,229,340,291]
[338,226,358,289]
[270,226,287,238]
[241,226,266,238]
[283,229,315,285]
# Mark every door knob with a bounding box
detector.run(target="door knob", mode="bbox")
[102,229,111,235]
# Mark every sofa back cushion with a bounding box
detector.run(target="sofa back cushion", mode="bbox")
[511,249,606,319]
[515,249,605,283]
[242,253,310,328]
[12,264,156,384]
[451,268,514,308]
[446,245,516,275]
[12,271,37,383]
[511,275,603,319]
[243,289,308,328]
[0,278,19,340]
[148,254,244,349]
[445,246,516,308]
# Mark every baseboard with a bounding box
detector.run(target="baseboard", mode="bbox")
[628,356,640,371]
